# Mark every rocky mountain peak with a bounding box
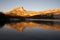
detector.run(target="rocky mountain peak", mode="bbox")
[17,6,25,11]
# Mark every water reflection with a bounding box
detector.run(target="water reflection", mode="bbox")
[4,21,60,32]
[0,22,6,28]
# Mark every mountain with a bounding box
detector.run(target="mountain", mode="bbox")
[3,6,60,17]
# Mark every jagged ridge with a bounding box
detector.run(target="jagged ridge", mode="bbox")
[3,6,60,17]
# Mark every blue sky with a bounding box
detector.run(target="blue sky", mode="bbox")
[0,0,60,12]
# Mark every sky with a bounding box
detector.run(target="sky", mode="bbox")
[0,0,60,12]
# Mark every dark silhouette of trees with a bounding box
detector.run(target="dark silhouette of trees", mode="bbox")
[26,13,54,19]
[0,12,25,22]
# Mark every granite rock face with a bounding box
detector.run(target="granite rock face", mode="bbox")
[2,6,60,19]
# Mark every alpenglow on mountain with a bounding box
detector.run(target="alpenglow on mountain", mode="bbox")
[3,6,60,17]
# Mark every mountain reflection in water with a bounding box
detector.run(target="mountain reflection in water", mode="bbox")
[0,21,60,40]
[4,21,60,32]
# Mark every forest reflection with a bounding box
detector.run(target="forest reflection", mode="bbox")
[4,21,60,32]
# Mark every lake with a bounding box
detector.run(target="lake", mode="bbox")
[0,21,60,40]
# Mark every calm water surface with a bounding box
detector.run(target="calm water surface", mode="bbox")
[0,21,60,40]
